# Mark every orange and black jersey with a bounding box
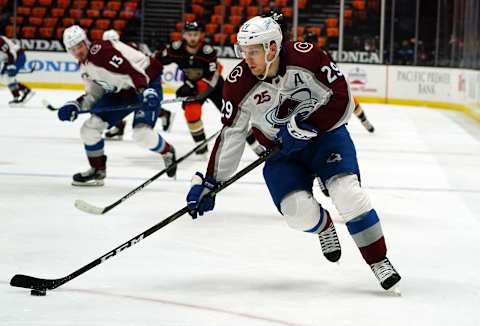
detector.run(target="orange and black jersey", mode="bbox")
[156,40,218,83]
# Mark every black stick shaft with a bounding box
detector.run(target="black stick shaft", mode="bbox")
[100,130,221,214]
[10,147,278,291]
[47,96,195,113]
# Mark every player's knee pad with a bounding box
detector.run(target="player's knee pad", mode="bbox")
[132,125,158,149]
[326,173,372,222]
[80,115,108,145]
[280,191,322,232]
[184,102,202,122]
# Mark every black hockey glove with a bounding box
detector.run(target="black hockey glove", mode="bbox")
[176,80,197,98]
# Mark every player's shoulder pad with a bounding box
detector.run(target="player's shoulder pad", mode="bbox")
[223,61,258,105]
[283,40,326,70]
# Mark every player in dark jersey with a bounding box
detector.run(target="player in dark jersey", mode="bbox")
[0,35,34,105]
[156,21,222,155]
[58,26,177,186]
[156,21,264,156]
[185,16,401,292]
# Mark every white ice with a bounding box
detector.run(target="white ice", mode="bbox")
[1,88,480,326]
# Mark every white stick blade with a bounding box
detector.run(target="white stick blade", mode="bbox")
[74,199,105,215]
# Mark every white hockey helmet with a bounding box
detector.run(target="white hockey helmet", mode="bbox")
[235,16,282,79]
[63,25,89,50]
[236,16,282,49]
[102,29,120,41]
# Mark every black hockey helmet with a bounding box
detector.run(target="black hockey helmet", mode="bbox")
[261,8,284,25]
[184,21,201,32]
[304,31,318,43]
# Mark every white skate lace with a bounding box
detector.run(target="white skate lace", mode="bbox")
[318,223,340,254]
[370,258,396,282]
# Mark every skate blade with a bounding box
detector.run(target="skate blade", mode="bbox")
[8,102,24,108]
[71,180,105,187]
[388,285,402,296]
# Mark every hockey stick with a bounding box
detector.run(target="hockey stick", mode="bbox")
[74,130,221,215]
[43,96,202,112]
[18,63,38,74]
[41,99,59,111]
[41,100,140,113]
[10,147,278,293]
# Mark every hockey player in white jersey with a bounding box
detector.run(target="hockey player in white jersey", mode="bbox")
[58,25,177,186]
[186,16,401,291]
[101,29,127,141]
[0,35,34,105]
[101,29,174,141]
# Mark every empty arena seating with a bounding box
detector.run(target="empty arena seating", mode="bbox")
[172,0,313,45]
[5,0,138,40]
[171,0,368,48]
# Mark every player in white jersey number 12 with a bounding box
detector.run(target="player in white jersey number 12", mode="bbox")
[186,16,401,291]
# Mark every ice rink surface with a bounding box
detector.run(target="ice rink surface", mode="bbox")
[1,89,479,326]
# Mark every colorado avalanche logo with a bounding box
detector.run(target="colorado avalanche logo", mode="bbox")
[265,88,320,127]
[227,66,243,83]
[293,42,314,53]
[90,44,102,55]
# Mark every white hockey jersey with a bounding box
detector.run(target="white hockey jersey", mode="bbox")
[77,40,162,109]
[0,36,21,65]
[206,41,354,181]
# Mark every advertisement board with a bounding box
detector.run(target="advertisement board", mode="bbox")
[3,51,479,122]
[339,63,387,100]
